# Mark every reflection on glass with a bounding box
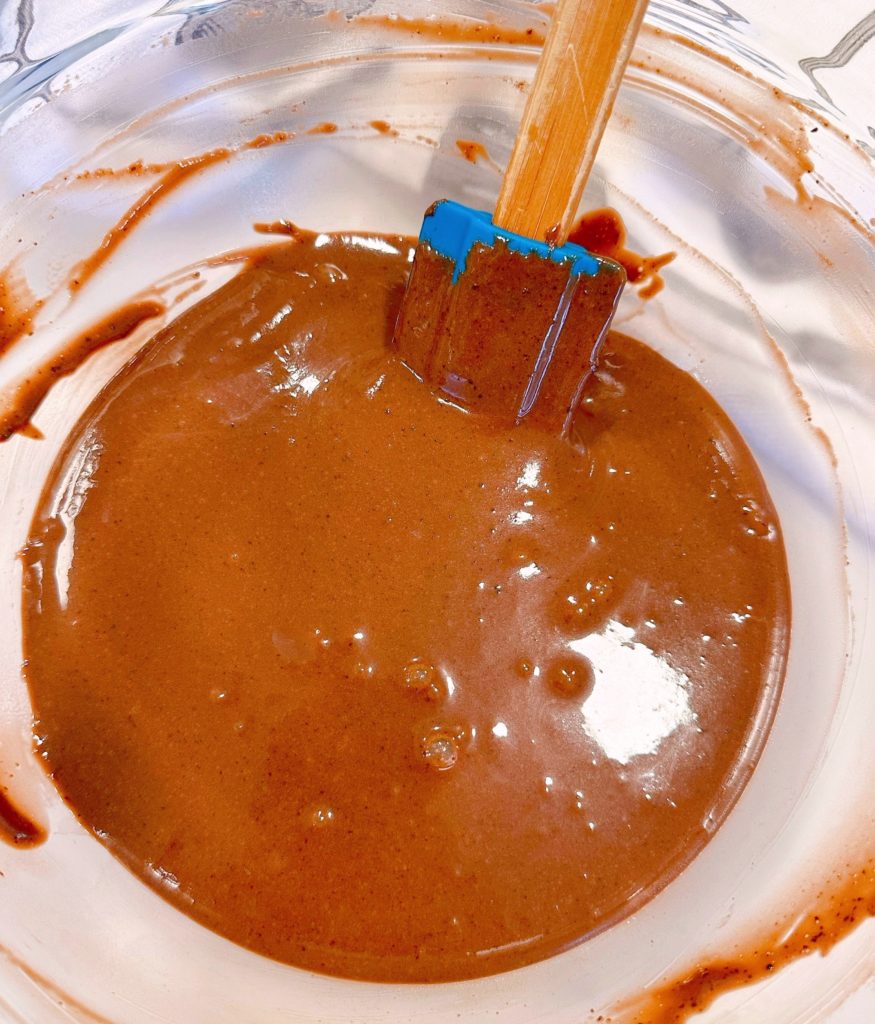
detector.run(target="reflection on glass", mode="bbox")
[570,620,696,765]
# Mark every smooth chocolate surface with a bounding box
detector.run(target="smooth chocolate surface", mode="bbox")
[22,230,789,982]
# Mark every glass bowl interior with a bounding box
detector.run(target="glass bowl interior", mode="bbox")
[0,2,873,1021]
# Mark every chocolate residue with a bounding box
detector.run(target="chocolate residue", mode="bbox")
[75,160,166,182]
[248,131,292,149]
[369,119,399,137]
[569,209,675,299]
[631,27,818,205]
[354,14,546,47]
[631,861,875,1023]
[0,273,43,357]
[22,231,789,983]
[68,151,233,293]
[0,942,109,1023]
[0,788,44,848]
[68,132,293,293]
[72,134,293,185]
[455,139,490,164]
[0,300,165,442]
[253,220,304,237]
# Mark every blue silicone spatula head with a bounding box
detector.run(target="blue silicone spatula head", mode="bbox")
[418,200,602,284]
[394,0,648,435]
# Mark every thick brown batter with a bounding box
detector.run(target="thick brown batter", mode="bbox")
[21,230,789,982]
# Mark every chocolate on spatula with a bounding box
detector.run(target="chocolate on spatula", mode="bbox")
[395,0,646,435]
[395,200,625,435]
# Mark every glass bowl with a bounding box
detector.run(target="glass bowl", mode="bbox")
[0,2,873,1021]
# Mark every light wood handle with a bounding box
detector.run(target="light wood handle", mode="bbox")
[494,0,648,245]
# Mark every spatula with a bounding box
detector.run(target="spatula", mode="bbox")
[395,0,648,436]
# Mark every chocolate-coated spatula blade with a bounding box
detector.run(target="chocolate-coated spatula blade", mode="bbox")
[395,200,625,436]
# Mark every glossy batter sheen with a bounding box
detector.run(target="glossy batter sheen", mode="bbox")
[22,231,789,982]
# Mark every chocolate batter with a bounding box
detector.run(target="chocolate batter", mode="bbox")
[21,229,789,982]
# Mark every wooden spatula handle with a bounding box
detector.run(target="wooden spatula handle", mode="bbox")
[493,0,648,246]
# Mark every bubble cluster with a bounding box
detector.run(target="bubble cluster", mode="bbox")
[402,659,448,702]
[419,729,460,771]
